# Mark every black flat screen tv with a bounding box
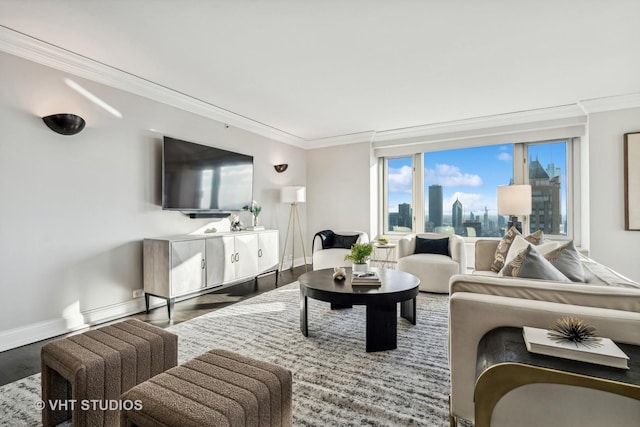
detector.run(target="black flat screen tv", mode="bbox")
[162,136,253,214]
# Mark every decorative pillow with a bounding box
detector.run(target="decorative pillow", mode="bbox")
[501,245,571,282]
[526,229,544,245]
[414,237,450,256]
[499,235,560,275]
[490,227,520,272]
[315,230,336,250]
[331,233,359,249]
[544,240,585,282]
[491,227,545,272]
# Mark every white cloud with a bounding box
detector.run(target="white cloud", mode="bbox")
[388,165,412,193]
[425,164,482,187]
[497,152,512,162]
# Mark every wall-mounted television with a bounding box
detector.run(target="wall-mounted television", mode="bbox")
[162,136,253,216]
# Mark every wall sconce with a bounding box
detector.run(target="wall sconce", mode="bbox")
[42,113,86,135]
[274,164,288,173]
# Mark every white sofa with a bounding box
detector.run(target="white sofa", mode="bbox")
[397,232,466,293]
[448,239,640,427]
[311,230,369,271]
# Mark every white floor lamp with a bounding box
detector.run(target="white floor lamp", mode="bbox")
[280,186,308,272]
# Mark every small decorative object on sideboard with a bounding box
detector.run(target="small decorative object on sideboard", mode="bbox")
[230,215,242,232]
[246,200,265,230]
[344,242,373,272]
[250,200,262,226]
[523,316,630,369]
[332,267,346,281]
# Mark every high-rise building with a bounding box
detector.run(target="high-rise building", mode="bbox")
[546,162,561,179]
[529,158,561,234]
[398,203,412,229]
[483,206,489,236]
[452,198,463,228]
[428,185,443,228]
[388,212,398,229]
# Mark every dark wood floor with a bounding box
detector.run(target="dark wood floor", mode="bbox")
[0,265,309,387]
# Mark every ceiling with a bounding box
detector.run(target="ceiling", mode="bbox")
[1,1,640,146]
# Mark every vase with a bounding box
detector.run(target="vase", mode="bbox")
[352,262,370,272]
[253,216,259,227]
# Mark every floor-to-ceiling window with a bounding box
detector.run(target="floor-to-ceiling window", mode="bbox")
[384,156,414,233]
[382,139,572,239]
[423,144,513,237]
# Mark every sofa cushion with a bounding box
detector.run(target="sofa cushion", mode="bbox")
[500,235,560,272]
[544,240,585,282]
[500,245,571,282]
[414,236,450,256]
[580,257,640,289]
[397,253,459,293]
[491,227,544,272]
[331,233,359,249]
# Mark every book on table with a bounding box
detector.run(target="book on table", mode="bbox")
[522,326,630,369]
[351,271,382,286]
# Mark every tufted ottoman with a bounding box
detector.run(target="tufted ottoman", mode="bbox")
[120,349,292,427]
[41,318,177,427]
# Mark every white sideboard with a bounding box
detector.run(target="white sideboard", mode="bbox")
[143,229,279,318]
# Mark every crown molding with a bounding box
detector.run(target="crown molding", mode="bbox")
[579,92,640,114]
[0,26,307,147]
[4,26,640,151]
[372,104,586,144]
[303,131,376,149]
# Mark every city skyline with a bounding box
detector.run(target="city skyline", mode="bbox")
[387,142,567,218]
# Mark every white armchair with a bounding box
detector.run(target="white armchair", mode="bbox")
[396,232,466,293]
[312,230,369,271]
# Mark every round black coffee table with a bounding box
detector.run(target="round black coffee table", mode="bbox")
[298,267,420,352]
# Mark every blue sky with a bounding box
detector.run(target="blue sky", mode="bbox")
[388,142,567,217]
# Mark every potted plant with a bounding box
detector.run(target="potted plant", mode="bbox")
[344,242,373,272]
[249,200,262,227]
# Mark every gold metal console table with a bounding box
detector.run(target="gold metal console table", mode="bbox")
[474,327,640,427]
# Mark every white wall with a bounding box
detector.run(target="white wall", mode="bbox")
[0,52,306,350]
[306,142,376,255]
[588,107,640,282]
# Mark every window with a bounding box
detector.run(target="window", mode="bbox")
[424,144,513,237]
[381,139,574,239]
[527,141,567,236]
[384,156,413,233]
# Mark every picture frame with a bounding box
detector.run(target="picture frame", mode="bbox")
[624,132,640,230]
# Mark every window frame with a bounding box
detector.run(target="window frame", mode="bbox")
[380,138,580,243]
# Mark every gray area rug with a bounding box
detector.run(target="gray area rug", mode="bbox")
[0,281,456,426]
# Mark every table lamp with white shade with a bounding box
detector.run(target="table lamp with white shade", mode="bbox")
[280,186,308,272]
[497,184,532,233]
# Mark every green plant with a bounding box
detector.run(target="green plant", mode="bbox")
[250,200,262,218]
[344,242,373,264]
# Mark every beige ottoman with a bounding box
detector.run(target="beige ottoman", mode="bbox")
[41,318,178,427]
[120,349,293,427]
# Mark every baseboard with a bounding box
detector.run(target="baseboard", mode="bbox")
[0,298,158,352]
[0,316,88,353]
[0,279,280,352]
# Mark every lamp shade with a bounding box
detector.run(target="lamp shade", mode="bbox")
[280,186,306,203]
[497,185,532,215]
